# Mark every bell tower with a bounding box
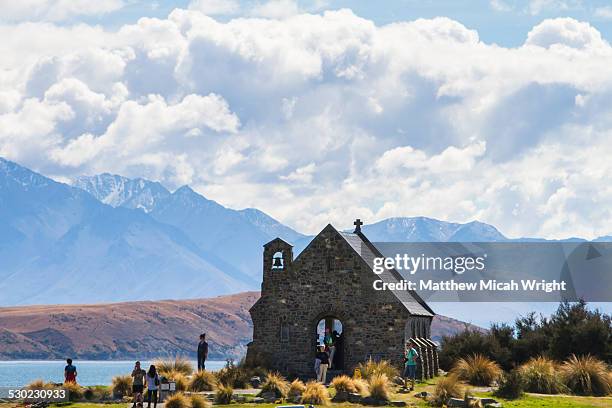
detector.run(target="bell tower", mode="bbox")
[262,237,293,290]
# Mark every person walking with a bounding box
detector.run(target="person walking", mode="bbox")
[145,365,160,408]
[403,340,419,391]
[131,361,146,408]
[315,345,330,384]
[197,333,208,371]
[64,359,77,384]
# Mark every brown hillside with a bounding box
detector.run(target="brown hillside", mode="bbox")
[0,291,482,360]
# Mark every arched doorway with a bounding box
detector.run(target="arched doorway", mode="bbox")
[315,316,344,370]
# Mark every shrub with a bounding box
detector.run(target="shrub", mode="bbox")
[215,384,234,405]
[83,387,96,400]
[560,354,612,396]
[331,374,357,394]
[356,358,399,380]
[63,382,84,401]
[452,354,502,386]
[190,370,218,391]
[154,356,193,376]
[162,370,188,391]
[301,380,330,406]
[353,378,370,396]
[519,356,566,394]
[189,394,212,408]
[111,375,132,398]
[164,392,190,408]
[494,370,524,400]
[288,379,306,399]
[429,374,464,407]
[259,372,289,398]
[216,365,252,388]
[368,373,391,401]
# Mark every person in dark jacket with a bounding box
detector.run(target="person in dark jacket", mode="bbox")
[315,345,330,383]
[197,333,208,371]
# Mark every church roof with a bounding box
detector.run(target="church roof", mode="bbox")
[339,230,435,317]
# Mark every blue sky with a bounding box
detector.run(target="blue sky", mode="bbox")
[1,0,612,239]
[42,0,612,47]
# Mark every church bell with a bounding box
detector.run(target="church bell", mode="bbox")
[273,255,283,268]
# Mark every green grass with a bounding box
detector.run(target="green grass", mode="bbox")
[474,391,612,408]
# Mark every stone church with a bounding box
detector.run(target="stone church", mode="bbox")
[246,220,438,379]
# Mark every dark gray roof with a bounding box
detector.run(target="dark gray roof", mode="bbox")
[339,231,434,317]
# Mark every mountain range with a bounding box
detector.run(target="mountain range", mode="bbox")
[0,157,609,311]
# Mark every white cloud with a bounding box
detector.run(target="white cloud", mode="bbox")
[0,0,124,22]
[1,10,612,239]
[250,0,300,18]
[526,0,583,16]
[490,0,512,12]
[594,6,612,20]
[188,0,240,16]
[525,18,608,50]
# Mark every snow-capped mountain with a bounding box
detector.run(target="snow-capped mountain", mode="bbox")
[72,174,170,212]
[358,217,508,242]
[73,175,307,279]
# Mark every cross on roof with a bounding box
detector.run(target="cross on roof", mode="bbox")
[353,218,363,233]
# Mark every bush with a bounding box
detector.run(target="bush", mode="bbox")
[494,370,524,400]
[288,379,306,399]
[154,356,193,376]
[560,354,612,396]
[429,374,464,407]
[259,372,289,398]
[216,365,252,388]
[162,370,188,391]
[215,384,234,405]
[301,380,330,406]
[63,382,84,401]
[519,356,566,394]
[452,354,502,386]
[164,392,190,408]
[189,394,211,408]
[83,387,96,400]
[111,375,132,398]
[353,378,370,396]
[356,358,399,380]
[368,373,391,401]
[331,374,358,394]
[190,370,218,391]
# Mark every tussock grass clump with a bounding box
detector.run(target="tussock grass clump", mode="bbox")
[164,392,190,408]
[216,365,251,389]
[189,393,211,408]
[429,374,464,407]
[111,375,132,398]
[190,370,218,391]
[301,380,330,406]
[368,373,391,401]
[452,354,502,386]
[353,378,370,396]
[560,354,612,396]
[288,379,306,399]
[27,379,55,390]
[259,372,290,398]
[167,370,189,391]
[464,389,483,408]
[154,356,193,376]
[63,382,84,401]
[494,369,524,400]
[520,356,566,394]
[357,358,399,380]
[215,384,234,405]
[331,374,358,394]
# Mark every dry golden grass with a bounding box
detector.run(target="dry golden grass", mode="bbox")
[520,356,567,394]
[189,370,218,391]
[259,372,290,398]
[164,392,190,408]
[368,373,391,401]
[154,356,193,376]
[111,375,132,398]
[356,358,399,380]
[452,354,502,386]
[287,379,306,399]
[331,374,358,394]
[429,374,464,407]
[301,380,330,406]
[352,378,370,397]
[189,393,212,408]
[215,384,234,404]
[560,354,612,396]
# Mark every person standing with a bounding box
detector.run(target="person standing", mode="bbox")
[145,365,160,408]
[197,333,208,371]
[131,361,146,408]
[403,340,419,391]
[64,359,77,384]
[315,345,330,384]
[323,328,335,368]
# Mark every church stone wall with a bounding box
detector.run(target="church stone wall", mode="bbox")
[248,226,427,377]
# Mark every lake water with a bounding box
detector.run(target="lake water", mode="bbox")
[0,360,227,387]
